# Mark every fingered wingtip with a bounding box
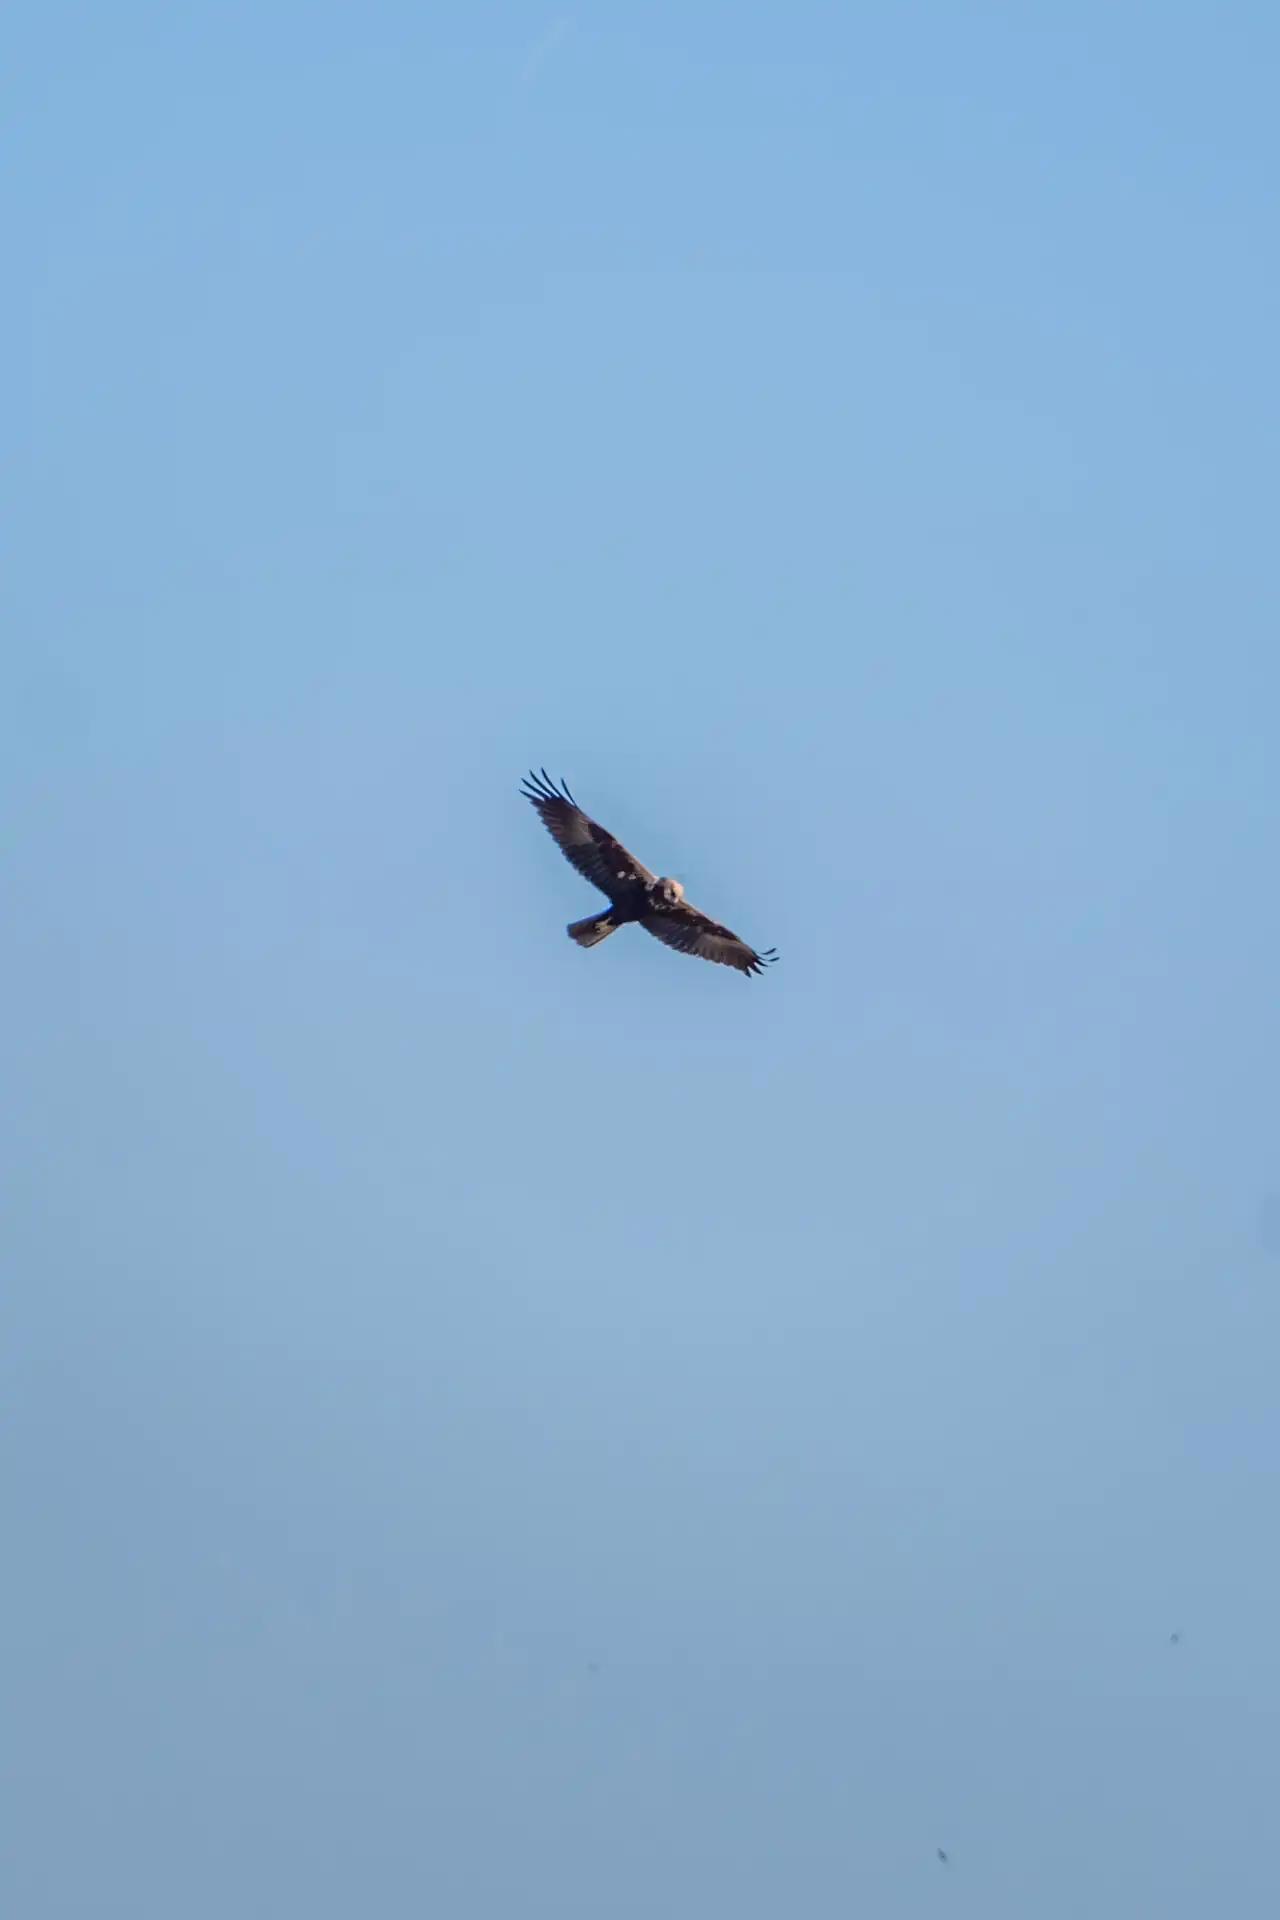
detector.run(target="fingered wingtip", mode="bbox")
[745,947,779,977]
[521,768,578,807]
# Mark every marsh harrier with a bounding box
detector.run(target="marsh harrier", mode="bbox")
[522,770,778,978]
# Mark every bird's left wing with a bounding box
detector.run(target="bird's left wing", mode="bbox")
[640,901,778,977]
[521,770,656,897]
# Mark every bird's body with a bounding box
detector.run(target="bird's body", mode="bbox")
[521,770,778,978]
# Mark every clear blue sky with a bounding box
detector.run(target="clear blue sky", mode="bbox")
[7,3,1279,1914]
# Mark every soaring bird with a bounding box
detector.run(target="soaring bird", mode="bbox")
[521,770,778,978]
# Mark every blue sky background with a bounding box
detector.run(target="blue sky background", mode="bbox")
[7,3,1279,1914]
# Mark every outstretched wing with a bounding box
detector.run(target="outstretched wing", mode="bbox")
[640,901,778,978]
[521,770,656,898]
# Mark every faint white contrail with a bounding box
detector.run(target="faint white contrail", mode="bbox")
[518,15,572,89]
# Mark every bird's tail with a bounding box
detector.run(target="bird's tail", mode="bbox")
[568,910,618,949]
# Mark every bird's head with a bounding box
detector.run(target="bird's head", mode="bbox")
[655,876,685,906]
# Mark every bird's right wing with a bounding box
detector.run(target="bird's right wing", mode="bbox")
[640,900,778,977]
[521,770,656,897]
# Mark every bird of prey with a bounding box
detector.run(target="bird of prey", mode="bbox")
[521,770,778,978]
[936,1849,949,1867]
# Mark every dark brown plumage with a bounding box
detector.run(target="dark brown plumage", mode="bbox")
[521,769,778,978]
